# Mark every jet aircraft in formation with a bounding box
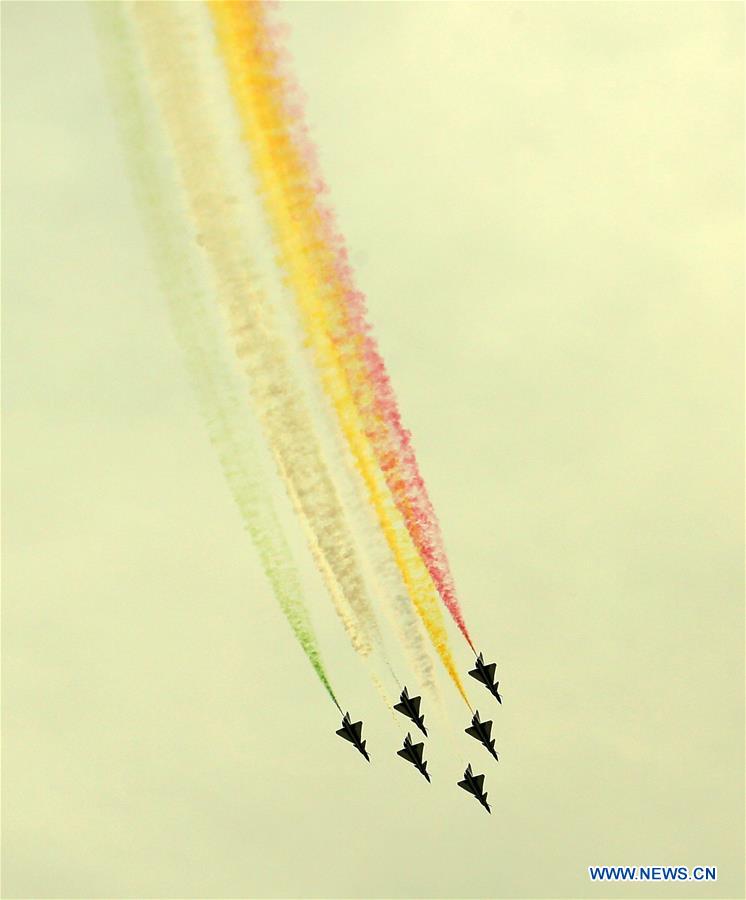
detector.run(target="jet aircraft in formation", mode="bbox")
[458,764,491,814]
[468,652,502,703]
[393,686,427,736]
[465,710,498,761]
[335,653,502,813]
[397,733,431,782]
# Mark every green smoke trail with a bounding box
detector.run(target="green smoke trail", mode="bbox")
[90,1,340,710]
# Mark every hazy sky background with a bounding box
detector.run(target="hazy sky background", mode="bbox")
[2,2,744,898]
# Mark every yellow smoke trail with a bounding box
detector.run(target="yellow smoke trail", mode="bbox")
[297,320,440,701]
[132,0,382,663]
[208,0,470,705]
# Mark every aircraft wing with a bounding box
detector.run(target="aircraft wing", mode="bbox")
[469,666,486,684]
[336,727,353,743]
[393,701,409,716]
[485,663,497,682]
[410,696,421,714]
[411,742,424,762]
[397,747,412,761]
[474,774,485,792]
[458,779,473,794]
[483,720,493,738]
[351,721,363,740]
[465,725,481,740]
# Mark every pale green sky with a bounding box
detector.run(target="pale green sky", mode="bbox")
[2,2,744,898]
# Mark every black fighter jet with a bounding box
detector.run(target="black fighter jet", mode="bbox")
[458,764,491,814]
[336,712,370,762]
[468,652,502,703]
[393,686,428,736]
[396,732,431,782]
[465,710,498,761]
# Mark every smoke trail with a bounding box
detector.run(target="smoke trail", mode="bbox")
[335,442,439,700]
[90,1,341,709]
[296,306,440,701]
[91,3,339,707]
[131,1,390,672]
[208,1,475,653]
[209,0,472,704]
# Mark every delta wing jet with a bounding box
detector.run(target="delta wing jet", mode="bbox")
[458,764,491,813]
[468,652,502,704]
[465,710,498,761]
[336,712,370,762]
[396,733,431,782]
[393,687,428,736]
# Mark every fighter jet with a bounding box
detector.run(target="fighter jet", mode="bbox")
[468,652,502,703]
[396,732,431,782]
[458,764,491,814]
[393,686,428,736]
[465,710,498,761]
[336,712,370,762]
